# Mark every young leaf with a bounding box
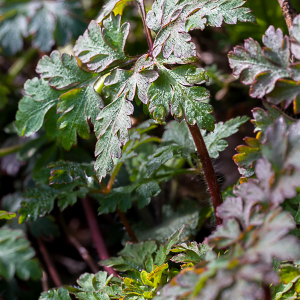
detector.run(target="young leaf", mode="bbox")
[40,287,72,300]
[74,13,129,72]
[0,228,42,280]
[0,210,17,220]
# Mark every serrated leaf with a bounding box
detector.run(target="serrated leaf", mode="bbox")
[94,95,133,180]
[48,161,95,185]
[19,184,88,223]
[148,64,214,129]
[204,116,249,159]
[35,50,103,150]
[15,78,63,137]
[233,137,261,177]
[147,0,254,59]
[103,55,158,105]
[74,13,129,72]
[100,241,157,272]
[228,25,291,98]
[171,242,210,265]
[40,288,72,300]
[0,228,42,280]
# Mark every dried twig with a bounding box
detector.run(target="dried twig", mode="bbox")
[37,238,62,287]
[59,214,99,273]
[278,0,297,31]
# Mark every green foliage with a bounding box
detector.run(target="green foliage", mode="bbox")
[0,0,86,55]
[0,228,42,281]
[229,16,300,114]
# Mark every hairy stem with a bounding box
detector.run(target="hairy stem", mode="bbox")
[81,196,118,276]
[41,270,49,292]
[116,208,139,243]
[136,0,154,55]
[278,0,297,31]
[59,214,99,273]
[37,238,62,287]
[0,143,26,157]
[263,285,272,300]
[187,123,223,226]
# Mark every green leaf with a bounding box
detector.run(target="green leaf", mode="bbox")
[0,210,17,220]
[36,50,99,90]
[0,1,86,55]
[171,242,210,265]
[280,265,300,284]
[15,78,63,137]
[203,116,249,159]
[74,13,129,72]
[0,15,28,55]
[0,228,42,280]
[233,137,261,177]
[94,94,133,180]
[147,0,255,59]
[19,184,88,223]
[148,64,214,129]
[96,180,160,214]
[36,50,103,150]
[48,161,95,185]
[100,241,157,272]
[40,288,72,300]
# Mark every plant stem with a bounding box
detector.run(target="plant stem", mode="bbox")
[37,238,62,287]
[41,270,49,292]
[277,0,297,31]
[116,208,139,243]
[81,196,118,276]
[136,0,154,55]
[0,143,25,157]
[187,123,223,226]
[59,214,99,273]
[263,285,272,300]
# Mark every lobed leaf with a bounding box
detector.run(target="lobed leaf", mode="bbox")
[147,0,255,59]
[74,13,129,72]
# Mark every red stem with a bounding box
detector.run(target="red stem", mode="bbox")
[116,208,139,243]
[81,196,117,276]
[187,123,223,226]
[136,0,154,55]
[263,285,272,300]
[37,238,62,287]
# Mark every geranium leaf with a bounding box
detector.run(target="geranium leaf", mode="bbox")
[147,0,254,59]
[228,26,290,98]
[148,64,213,128]
[40,288,72,300]
[74,13,129,72]
[15,78,63,137]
